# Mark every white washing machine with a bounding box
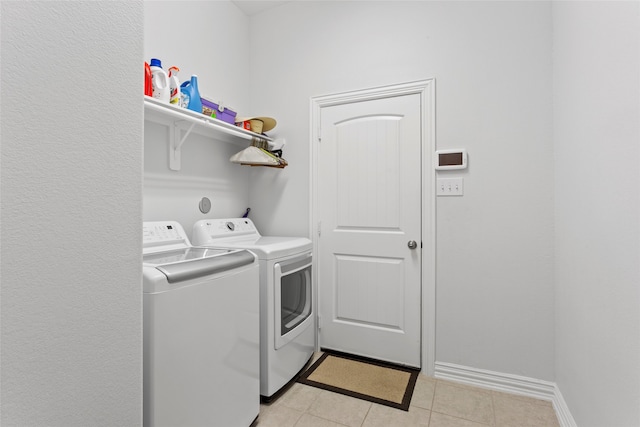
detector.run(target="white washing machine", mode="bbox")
[143,221,260,427]
[192,218,315,400]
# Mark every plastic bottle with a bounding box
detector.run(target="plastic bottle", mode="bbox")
[168,66,181,106]
[180,75,203,113]
[144,62,153,96]
[149,58,170,103]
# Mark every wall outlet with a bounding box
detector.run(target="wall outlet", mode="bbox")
[437,177,464,196]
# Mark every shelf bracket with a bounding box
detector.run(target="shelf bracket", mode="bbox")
[169,121,195,171]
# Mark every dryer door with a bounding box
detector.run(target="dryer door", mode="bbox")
[274,253,313,350]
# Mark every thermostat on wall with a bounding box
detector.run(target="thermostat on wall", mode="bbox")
[435,149,467,170]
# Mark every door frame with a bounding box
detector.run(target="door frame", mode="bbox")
[310,80,436,375]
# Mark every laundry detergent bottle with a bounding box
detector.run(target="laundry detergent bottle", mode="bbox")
[149,58,170,103]
[168,66,181,106]
[144,62,153,96]
[180,75,203,113]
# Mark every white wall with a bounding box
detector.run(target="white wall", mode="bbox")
[0,2,143,426]
[2,2,634,425]
[143,1,254,238]
[553,2,640,426]
[248,1,555,381]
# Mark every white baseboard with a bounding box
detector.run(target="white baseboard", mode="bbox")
[552,385,578,427]
[434,362,577,427]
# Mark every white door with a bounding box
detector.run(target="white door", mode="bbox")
[317,92,422,368]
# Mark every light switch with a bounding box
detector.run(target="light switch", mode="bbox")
[437,178,464,196]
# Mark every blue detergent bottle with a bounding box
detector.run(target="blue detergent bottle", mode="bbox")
[180,75,203,113]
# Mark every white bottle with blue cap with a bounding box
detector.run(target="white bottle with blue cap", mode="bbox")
[149,58,170,104]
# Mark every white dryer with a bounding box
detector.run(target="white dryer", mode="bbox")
[143,221,260,427]
[192,218,315,400]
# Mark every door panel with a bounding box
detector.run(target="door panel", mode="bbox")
[334,254,404,330]
[318,93,422,368]
[335,116,401,229]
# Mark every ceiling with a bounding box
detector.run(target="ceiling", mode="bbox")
[231,1,291,16]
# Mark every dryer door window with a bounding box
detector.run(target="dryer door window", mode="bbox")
[274,254,313,350]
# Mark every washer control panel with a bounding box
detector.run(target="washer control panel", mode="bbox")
[143,221,189,252]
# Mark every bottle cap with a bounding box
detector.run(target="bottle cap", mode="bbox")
[150,58,162,68]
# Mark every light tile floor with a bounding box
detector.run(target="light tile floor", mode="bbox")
[255,354,560,427]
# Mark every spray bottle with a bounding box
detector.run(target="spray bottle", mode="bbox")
[168,66,181,106]
[149,58,170,103]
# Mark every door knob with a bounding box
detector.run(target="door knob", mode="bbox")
[408,240,418,249]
